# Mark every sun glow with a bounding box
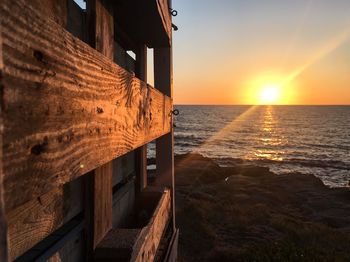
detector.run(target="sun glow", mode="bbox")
[242,71,298,105]
[259,85,280,104]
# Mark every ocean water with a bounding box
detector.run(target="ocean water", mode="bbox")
[160,105,350,187]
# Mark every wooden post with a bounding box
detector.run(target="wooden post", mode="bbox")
[154,46,175,227]
[0,29,9,262]
[135,45,148,192]
[85,0,114,253]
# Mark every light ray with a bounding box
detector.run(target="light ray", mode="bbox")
[282,28,350,85]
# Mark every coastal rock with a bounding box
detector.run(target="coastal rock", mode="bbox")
[175,153,350,262]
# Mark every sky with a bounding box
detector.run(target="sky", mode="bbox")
[74,0,350,105]
[171,0,350,105]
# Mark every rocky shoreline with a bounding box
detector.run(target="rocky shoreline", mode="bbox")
[174,153,350,261]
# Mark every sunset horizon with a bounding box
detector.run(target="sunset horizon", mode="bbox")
[171,0,350,106]
[1,1,349,261]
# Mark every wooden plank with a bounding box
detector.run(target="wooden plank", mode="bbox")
[112,180,135,228]
[0,27,9,262]
[16,217,83,261]
[0,0,172,212]
[86,0,114,251]
[154,47,174,186]
[87,0,114,59]
[67,0,86,41]
[5,2,84,259]
[7,178,83,260]
[111,0,171,48]
[135,45,148,192]
[45,232,83,262]
[91,162,113,248]
[164,229,179,262]
[31,0,68,28]
[131,188,171,262]
[154,47,176,230]
[157,0,172,40]
[95,188,171,262]
[112,151,135,187]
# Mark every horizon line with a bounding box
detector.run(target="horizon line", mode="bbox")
[174,104,350,106]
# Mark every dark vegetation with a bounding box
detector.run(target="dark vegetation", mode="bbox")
[175,154,350,262]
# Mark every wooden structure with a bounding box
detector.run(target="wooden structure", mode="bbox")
[0,0,178,261]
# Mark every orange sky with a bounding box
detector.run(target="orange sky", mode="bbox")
[168,0,350,105]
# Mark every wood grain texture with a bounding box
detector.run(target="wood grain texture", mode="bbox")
[131,188,171,262]
[0,28,9,262]
[0,0,172,212]
[112,151,135,187]
[6,178,83,260]
[157,0,172,41]
[135,45,148,192]
[85,0,113,252]
[30,0,68,28]
[154,47,176,230]
[86,0,114,250]
[95,188,171,262]
[92,162,113,248]
[45,232,83,262]
[95,0,114,59]
[164,229,179,262]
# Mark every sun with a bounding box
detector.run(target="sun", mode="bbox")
[259,84,281,104]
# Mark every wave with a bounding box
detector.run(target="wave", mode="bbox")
[213,156,350,171]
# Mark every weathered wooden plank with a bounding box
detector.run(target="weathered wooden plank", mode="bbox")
[135,45,148,192]
[112,151,135,187]
[7,178,83,260]
[0,0,172,212]
[86,0,114,251]
[91,162,113,248]
[111,0,171,48]
[31,0,68,28]
[0,27,9,262]
[164,229,179,262]
[112,180,135,228]
[154,47,176,230]
[67,0,86,41]
[157,0,172,40]
[95,188,171,262]
[87,0,114,59]
[154,47,174,187]
[45,232,83,262]
[131,188,171,262]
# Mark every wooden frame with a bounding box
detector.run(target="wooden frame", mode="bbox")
[0,23,9,262]
[0,0,176,260]
[0,0,172,212]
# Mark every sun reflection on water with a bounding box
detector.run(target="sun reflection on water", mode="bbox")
[249,106,286,161]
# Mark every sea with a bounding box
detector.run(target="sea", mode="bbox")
[150,105,350,188]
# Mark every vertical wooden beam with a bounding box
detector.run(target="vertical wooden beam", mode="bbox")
[154,45,175,227]
[85,0,114,254]
[0,29,9,262]
[91,163,113,248]
[87,0,114,59]
[135,45,148,192]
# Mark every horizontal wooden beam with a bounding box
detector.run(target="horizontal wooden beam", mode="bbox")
[7,178,83,260]
[0,0,172,212]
